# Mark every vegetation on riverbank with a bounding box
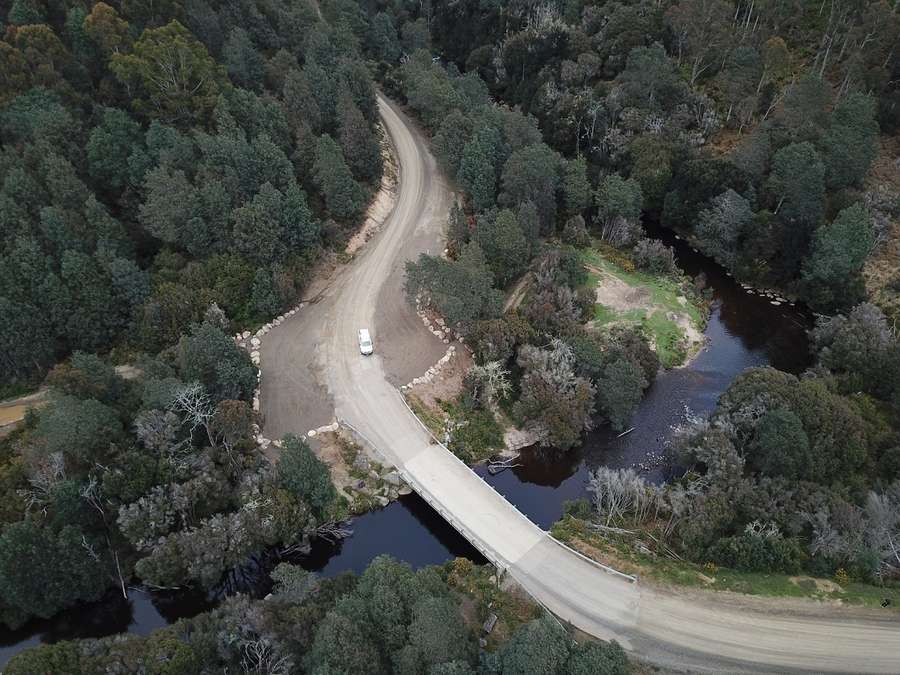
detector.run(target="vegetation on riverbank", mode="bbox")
[6,556,631,675]
[552,513,900,611]
[543,302,900,596]
[406,392,506,464]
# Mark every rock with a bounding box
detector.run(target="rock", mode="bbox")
[307,429,317,438]
[383,471,401,487]
[250,350,260,359]
[676,296,687,306]
[242,331,251,339]
[353,454,371,471]
[398,485,412,496]
[368,470,380,481]
[356,480,366,489]
[443,339,449,344]
[250,337,261,348]
[259,438,271,449]
[235,333,242,341]
[272,439,283,448]
[482,613,498,634]
[479,638,488,648]
[252,398,260,412]
[770,300,781,306]
[376,496,390,507]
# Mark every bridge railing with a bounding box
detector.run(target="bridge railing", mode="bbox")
[392,390,637,584]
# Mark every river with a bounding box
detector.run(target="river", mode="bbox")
[0,227,810,666]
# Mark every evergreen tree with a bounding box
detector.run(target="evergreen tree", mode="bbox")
[87,108,143,192]
[223,28,265,91]
[251,268,280,317]
[313,134,367,220]
[801,203,873,312]
[458,126,501,212]
[820,93,879,190]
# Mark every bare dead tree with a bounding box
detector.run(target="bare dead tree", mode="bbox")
[240,637,292,675]
[169,382,215,446]
[18,451,66,514]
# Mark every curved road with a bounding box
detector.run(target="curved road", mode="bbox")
[264,96,900,673]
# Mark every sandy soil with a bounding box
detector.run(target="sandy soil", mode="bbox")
[0,390,46,436]
[404,347,472,409]
[594,272,652,312]
[345,128,398,256]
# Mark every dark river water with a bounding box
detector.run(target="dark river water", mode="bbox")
[0,227,811,666]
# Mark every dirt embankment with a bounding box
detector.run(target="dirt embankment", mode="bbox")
[345,129,398,256]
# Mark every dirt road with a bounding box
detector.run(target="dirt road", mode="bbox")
[261,96,900,673]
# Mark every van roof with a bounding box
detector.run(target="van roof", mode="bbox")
[359,328,370,338]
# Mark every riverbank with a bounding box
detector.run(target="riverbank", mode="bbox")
[551,514,900,612]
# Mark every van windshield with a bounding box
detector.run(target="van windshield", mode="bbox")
[361,341,371,348]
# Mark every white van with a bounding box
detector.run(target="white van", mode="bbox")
[358,328,373,355]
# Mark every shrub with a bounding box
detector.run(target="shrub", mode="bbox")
[707,531,805,573]
[632,238,678,276]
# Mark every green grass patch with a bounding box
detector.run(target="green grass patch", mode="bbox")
[551,516,900,611]
[643,310,686,369]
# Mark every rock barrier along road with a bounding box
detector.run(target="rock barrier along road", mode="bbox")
[262,95,900,674]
